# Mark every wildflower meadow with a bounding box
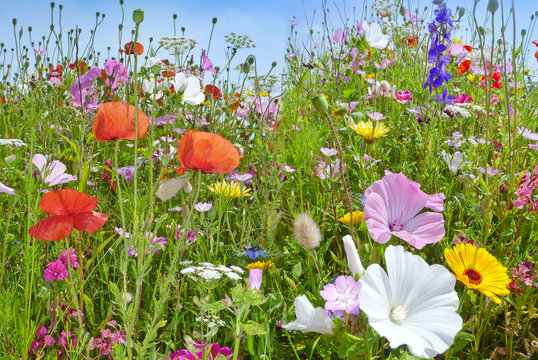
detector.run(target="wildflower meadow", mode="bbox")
[1,0,538,359]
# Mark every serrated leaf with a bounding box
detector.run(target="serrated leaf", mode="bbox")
[242,320,266,336]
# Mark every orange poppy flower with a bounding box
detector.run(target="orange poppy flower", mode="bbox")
[176,130,242,175]
[122,42,144,55]
[457,60,471,75]
[28,189,108,241]
[48,64,63,80]
[93,102,150,141]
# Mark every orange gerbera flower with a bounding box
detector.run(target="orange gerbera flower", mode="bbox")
[457,60,471,75]
[122,42,144,55]
[92,102,150,141]
[28,189,108,241]
[176,130,242,175]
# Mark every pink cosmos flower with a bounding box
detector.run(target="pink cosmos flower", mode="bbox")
[363,171,445,249]
[319,275,361,315]
[43,260,69,282]
[393,90,412,104]
[32,154,77,186]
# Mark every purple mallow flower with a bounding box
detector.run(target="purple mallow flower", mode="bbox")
[320,275,361,315]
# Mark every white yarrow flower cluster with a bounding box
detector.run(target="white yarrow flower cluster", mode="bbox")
[180,262,244,283]
[0,138,27,147]
[442,104,471,118]
[196,314,226,328]
[158,36,197,51]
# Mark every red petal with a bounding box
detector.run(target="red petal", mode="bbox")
[39,189,98,215]
[28,215,74,241]
[93,102,150,141]
[176,130,241,175]
[73,211,109,233]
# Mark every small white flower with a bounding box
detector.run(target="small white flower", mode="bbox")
[171,72,204,105]
[180,266,196,275]
[362,22,390,50]
[225,272,242,280]
[199,269,223,281]
[439,150,465,173]
[230,265,245,274]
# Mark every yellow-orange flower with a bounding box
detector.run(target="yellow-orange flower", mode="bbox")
[207,180,251,199]
[350,121,390,142]
[338,211,364,225]
[246,260,273,271]
[444,243,510,304]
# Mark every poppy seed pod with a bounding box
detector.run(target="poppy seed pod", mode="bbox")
[312,95,329,114]
[487,0,499,14]
[132,9,144,24]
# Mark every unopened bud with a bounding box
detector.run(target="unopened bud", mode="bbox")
[241,63,250,73]
[312,94,328,114]
[215,107,223,117]
[132,9,144,24]
[521,29,526,37]
[212,17,218,24]
[399,5,405,16]
[487,0,499,14]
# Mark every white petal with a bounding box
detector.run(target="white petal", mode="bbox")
[32,154,47,172]
[342,235,364,277]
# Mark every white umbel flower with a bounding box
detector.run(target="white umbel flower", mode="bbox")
[359,245,462,358]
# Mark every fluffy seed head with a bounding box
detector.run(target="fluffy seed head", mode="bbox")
[156,177,192,201]
[294,212,322,249]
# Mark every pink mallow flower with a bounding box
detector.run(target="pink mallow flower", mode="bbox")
[393,90,412,104]
[364,171,446,249]
[319,275,361,315]
[32,154,77,187]
[201,50,217,74]
[43,260,69,282]
[247,268,264,290]
[103,59,129,89]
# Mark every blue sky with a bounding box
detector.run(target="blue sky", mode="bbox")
[1,0,537,75]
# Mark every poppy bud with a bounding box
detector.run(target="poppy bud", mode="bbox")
[241,63,250,73]
[487,0,498,14]
[271,61,277,68]
[212,17,218,24]
[312,94,329,114]
[173,14,177,20]
[399,5,405,16]
[521,29,526,37]
[150,64,161,75]
[215,107,223,117]
[132,9,144,24]
[12,18,17,25]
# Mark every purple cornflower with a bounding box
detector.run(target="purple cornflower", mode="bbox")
[43,260,68,282]
[319,275,361,315]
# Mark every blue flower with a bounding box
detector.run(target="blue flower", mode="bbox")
[244,248,267,260]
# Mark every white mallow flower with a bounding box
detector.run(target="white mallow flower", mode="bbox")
[362,22,391,50]
[142,77,168,99]
[359,245,462,359]
[342,235,364,278]
[282,295,335,335]
[149,56,161,67]
[172,72,204,105]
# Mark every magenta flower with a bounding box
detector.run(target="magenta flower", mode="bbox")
[58,248,79,269]
[32,154,77,187]
[319,275,361,315]
[363,171,446,249]
[201,50,217,74]
[43,260,68,282]
[29,325,55,353]
[103,59,129,89]
[393,90,412,104]
[167,341,236,360]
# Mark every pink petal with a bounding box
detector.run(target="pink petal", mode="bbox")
[397,212,446,249]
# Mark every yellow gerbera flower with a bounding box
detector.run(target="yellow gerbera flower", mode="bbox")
[246,260,273,271]
[350,121,390,142]
[338,211,364,225]
[207,180,251,199]
[444,243,510,304]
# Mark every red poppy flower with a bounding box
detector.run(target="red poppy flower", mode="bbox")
[69,60,88,74]
[463,45,473,52]
[93,102,150,141]
[205,85,222,100]
[176,130,242,176]
[1,96,6,104]
[122,42,144,55]
[28,189,108,241]
[457,60,471,75]
[48,64,64,80]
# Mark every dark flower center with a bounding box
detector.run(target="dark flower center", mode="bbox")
[464,269,482,285]
[389,220,404,232]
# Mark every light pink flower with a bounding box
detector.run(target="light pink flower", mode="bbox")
[0,181,15,195]
[202,50,217,74]
[364,171,445,249]
[247,268,263,290]
[32,154,77,186]
[367,112,385,121]
[320,147,338,157]
[194,202,213,212]
[319,275,361,314]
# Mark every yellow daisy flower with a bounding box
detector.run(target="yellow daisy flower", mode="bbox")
[246,260,273,271]
[338,211,364,225]
[444,243,511,304]
[350,121,390,142]
[207,180,251,199]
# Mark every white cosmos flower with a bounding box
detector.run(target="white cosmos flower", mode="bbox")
[342,235,364,278]
[282,295,335,335]
[171,72,204,105]
[359,245,462,358]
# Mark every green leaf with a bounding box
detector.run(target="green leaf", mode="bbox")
[450,331,475,354]
[242,320,266,336]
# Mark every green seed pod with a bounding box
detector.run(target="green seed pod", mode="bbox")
[215,107,224,117]
[212,17,218,24]
[487,0,499,14]
[241,62,250,73]
[399,5,405,16]
[521,29,526,37]
[312,94,329,114]
[132,9,144,24]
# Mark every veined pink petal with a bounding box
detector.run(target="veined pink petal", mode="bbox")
[32,154,48,172]
[399,212,446,249]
